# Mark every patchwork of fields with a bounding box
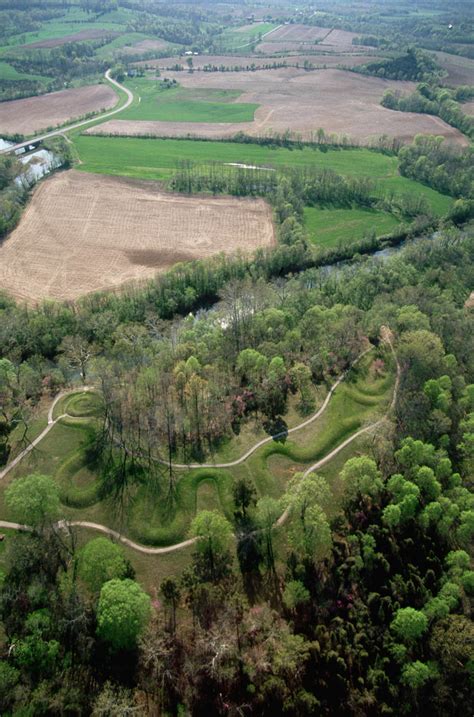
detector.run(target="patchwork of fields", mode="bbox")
[0,170,274,302]
[73,136,453,216]
[87,68,467,145]
[120,79,258,123]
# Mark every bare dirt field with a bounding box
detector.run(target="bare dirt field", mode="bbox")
[121,38,171,55]
[263,24,331,43]
[23,29,121,49]
[434,51,474,86]
[0,84,117,135]
[139,54,381,70]
[0,170,274,303]
[89,67,467,145]
[256,24,371,55]
[462,101,474,116]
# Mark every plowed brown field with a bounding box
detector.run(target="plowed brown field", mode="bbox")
[23,29,121,49]
[88,67,467,145]
[0,171,274,303]
[0,84,117,135]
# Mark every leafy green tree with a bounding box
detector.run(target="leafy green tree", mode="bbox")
[97,579,151,651]
[288,503,332,565]
[340,456,383,504]
[5,474,60,527]
[391,607,428,642]
[283,580,310,610]
[160,578,181,634]
[190,510,233,582]
[401,661,437,689]
[79,538,129,593]
[0,662,19,712]
[255,497,281,574]
[382,503,402,529]
[232,476,256,518]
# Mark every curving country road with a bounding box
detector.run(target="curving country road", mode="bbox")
[0,70,133,156]
[0,339,400,555]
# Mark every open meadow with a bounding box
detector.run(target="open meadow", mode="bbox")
[120,78,258,123]
[304,206,400,247]
[88,67,467,145]
[0,83,117,135]
[73,135,453,216]
[0,169,274,303]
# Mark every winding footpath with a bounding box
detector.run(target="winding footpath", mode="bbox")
[0,339,400,555]
[0,387,93,482]
[0,70,133,156]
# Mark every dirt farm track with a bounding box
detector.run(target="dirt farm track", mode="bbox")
[0,170,274,303]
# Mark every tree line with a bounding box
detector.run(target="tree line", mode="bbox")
[382,83,474,140]
[0,230,473,714]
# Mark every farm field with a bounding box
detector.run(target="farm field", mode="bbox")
[0,60,50,82]
[0,170,274,303]
[117,37,174,55]
[19,28,122,49]
[256,24,371,54]
[304,206,400,247]
[0,83,117,135]
[88,67,467,145]
[216,22,279,51]
[0,20,127,51]
[120,79,258,123]
[138,53,382,70]
[434,51,474,87]
[73,136,453,216]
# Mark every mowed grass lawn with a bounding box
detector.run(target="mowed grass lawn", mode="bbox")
[74,135,453,215]
[304,206,400,247]
[121,79,258,123]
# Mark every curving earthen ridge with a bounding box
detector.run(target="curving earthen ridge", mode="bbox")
[0,338,400,555]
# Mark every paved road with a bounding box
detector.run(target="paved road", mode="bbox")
[0,70,133,156]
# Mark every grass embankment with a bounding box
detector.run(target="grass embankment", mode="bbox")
[73,136,453,216]
[120,79,258,123]
[0,351,395,552]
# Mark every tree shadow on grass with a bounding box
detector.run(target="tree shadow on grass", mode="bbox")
[263,417,288,443]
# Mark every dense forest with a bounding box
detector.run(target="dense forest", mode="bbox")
[0,230,473,714]
[0,1,473,714]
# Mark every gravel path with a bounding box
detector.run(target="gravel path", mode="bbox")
[0,340,399,555]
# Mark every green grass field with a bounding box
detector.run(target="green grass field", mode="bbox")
[216,22,278,51]
[120,79,258,123]
[74,135,453,215]
[304,206,400,247]
[0,61,50,82]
